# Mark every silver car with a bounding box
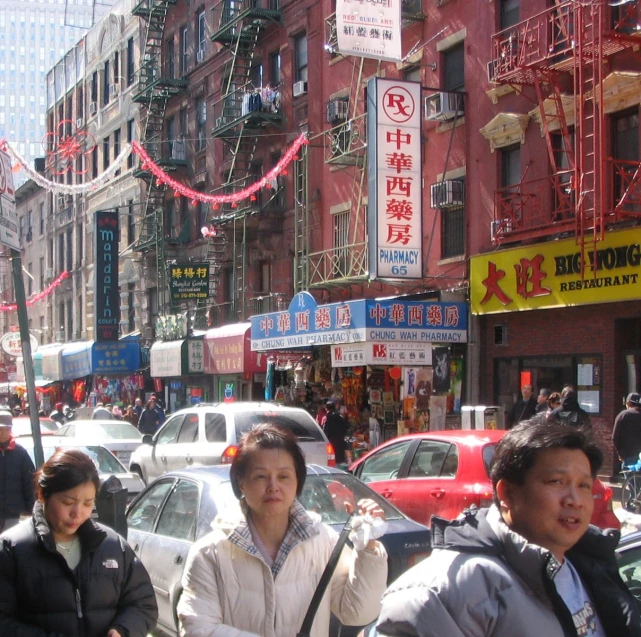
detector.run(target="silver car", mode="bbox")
[129,402,334,484]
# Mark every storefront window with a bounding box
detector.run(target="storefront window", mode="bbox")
[495,354,602,415]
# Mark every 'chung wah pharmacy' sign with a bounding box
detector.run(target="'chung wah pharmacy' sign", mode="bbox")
[367,78,423,280]
[336,0,402,62]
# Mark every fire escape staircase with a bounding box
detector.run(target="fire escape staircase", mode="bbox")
[489,0,641,248]
[209,0,283,321]
[131,0,188,314]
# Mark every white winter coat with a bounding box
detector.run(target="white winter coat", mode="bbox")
[177,502,388,637]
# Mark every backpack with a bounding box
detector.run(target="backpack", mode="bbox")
[556,410,589,428]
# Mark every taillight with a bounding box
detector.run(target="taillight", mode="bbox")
[221,445,239,464]
[602,486,614,512]
[326,443,336,467]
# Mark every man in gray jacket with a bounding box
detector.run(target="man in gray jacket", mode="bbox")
[375,418,641,637]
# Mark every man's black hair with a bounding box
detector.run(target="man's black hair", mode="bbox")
[490,414,603,505]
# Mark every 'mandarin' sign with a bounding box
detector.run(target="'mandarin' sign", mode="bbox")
[94,209,120,342]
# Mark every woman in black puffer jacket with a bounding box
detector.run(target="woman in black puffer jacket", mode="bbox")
[0,448,158,637]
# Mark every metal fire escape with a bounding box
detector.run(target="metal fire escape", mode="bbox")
[209,0,283,321]
[489,0,641,252]
[131,0,187,314]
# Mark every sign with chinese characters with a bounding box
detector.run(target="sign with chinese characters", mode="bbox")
[150,340,184,377]
[94,209,119,342]
[60,341,141,380]
[331,342,432,367]
[336,0,402,62]
[470,227,641,314]
[367,78,422,280]
[251,293,467,350]
[187,340,204,373]
[0,332,39,358]
[0,147,19,250]
[169,263,209,305]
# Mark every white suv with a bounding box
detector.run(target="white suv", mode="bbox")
[129,402,334,484]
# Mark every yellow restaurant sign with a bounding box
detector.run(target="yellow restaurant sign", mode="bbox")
[470,227,641,315]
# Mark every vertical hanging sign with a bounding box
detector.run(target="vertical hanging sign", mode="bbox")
[94,209,120,342]
[367,78,422,280]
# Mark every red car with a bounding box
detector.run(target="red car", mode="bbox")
[349,430,620,531]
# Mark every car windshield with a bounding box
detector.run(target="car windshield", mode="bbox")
[88,422,142,440]
[211,473,404,526]
[25,444,127,473]
[482,443,498,478]
[234,411,324,442]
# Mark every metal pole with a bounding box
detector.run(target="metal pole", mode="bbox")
[11,249,44,467]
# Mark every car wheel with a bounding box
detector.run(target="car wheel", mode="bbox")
[621,474,641,513]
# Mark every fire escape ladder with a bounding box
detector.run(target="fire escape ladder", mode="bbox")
[573,1,606,268]
[232,215,247,321]
[195,231,228,328]
[293,143,308,293]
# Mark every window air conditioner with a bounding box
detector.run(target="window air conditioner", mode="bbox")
[109,84,118,98]
[57,194,66,209]
[327,98,349,123]
[196,49,204,63]
[89,102,97,116]
[430,180,465,209]
[487,60,499,84]
[45,268,54,281]
[215,116,227,128]
[76,117,84,128]
[424,92,464,121]
[25,231,33,243]
[293,81,308,97]
[490,219,514,242]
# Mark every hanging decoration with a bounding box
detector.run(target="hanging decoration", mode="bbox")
[0,271,70,313]
[0,139,132,195]
[42,120,96,175]
[132,133,308,205]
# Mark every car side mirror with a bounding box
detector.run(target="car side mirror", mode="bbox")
[142,434,154,445]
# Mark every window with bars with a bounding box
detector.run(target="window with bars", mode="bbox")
[294,34,308,82]
[180,26,188,75]
[333,210,350,277]
[127,38,134,86]
[197,99,206,152]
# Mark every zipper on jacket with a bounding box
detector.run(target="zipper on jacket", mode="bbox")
[75,588,83,619]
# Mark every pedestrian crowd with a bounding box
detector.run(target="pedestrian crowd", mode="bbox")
[0,394,639,636]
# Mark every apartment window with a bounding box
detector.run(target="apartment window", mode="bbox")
[404,66,421,83]
[198,199,208,230]
[127,282,136,333]
[499,0,519,30]
[92,146,99,179]
[27,210,33,239]
[58,234,64,274]
[91,71,98,103]
[127,199,136,245]
[39,257,44,290]
[259,261,271,293]
[39,202,44,235]
[67,300,73,340]
[294,34,308,82]
[103,137,110,170]
[443,43,464,91]
[127,37,135,85]
[77,222,83,267]
[77,87,83,118]
[103,60,110,105]
[113,128,121,175]
[26,263,32,296]
[166,37,175,79]
[332,210,349,277]
[251,63,263,88]
[48,238,54,269]
[501,143,521,188]
[127,119,135,168]
[270,51,280,86]
[612,108,639,210]
[196,10,206,58]
[441,198,465,259]
[66,229,73,272]
[196,98,206,152]
[167,116,175,158]
[19,216,24,242]
[114,51,119,83]
[180,26,188,75]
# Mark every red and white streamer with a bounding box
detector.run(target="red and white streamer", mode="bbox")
[0,271,70,312]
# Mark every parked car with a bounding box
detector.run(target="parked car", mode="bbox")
[349,430,620,531]
[55,419,143,467]
[126,464,430,637]
[19,436,146,502]
[11,417,59,438]
[129,402,334,484]
[617,530,641,603]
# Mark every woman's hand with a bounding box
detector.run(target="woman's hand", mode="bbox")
[107,629,122,637]
[356,498,386,521]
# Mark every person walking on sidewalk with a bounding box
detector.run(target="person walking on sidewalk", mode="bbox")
[613,392,641,468]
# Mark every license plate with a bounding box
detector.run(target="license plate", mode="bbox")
[118,452,131,465]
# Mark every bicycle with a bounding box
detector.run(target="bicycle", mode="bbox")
[620,464,641,514]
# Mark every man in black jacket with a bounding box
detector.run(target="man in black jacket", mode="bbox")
[0,409,35,532]
[507,384,537,429]
[612,392,641,467]
[323,401,349,465]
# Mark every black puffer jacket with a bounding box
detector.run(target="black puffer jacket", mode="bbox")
[0,502,158,637]
[0,437,35,521]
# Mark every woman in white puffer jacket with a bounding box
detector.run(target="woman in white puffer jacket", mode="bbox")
[177,423,388,637]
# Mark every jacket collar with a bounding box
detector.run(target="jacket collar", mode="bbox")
[32,500,107,553]
[0,434,17,450]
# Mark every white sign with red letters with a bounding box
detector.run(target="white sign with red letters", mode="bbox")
[331,342,432,367]
[367,78,422,279]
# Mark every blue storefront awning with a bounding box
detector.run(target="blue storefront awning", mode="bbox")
[60,341,141,380]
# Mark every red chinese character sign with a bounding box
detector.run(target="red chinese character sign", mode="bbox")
[367,78,422,280]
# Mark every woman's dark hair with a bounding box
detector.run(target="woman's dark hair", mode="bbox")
[36,449,101,500]
[490,414,603,505]
[547,391,562,407]
[230,424,306,499]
